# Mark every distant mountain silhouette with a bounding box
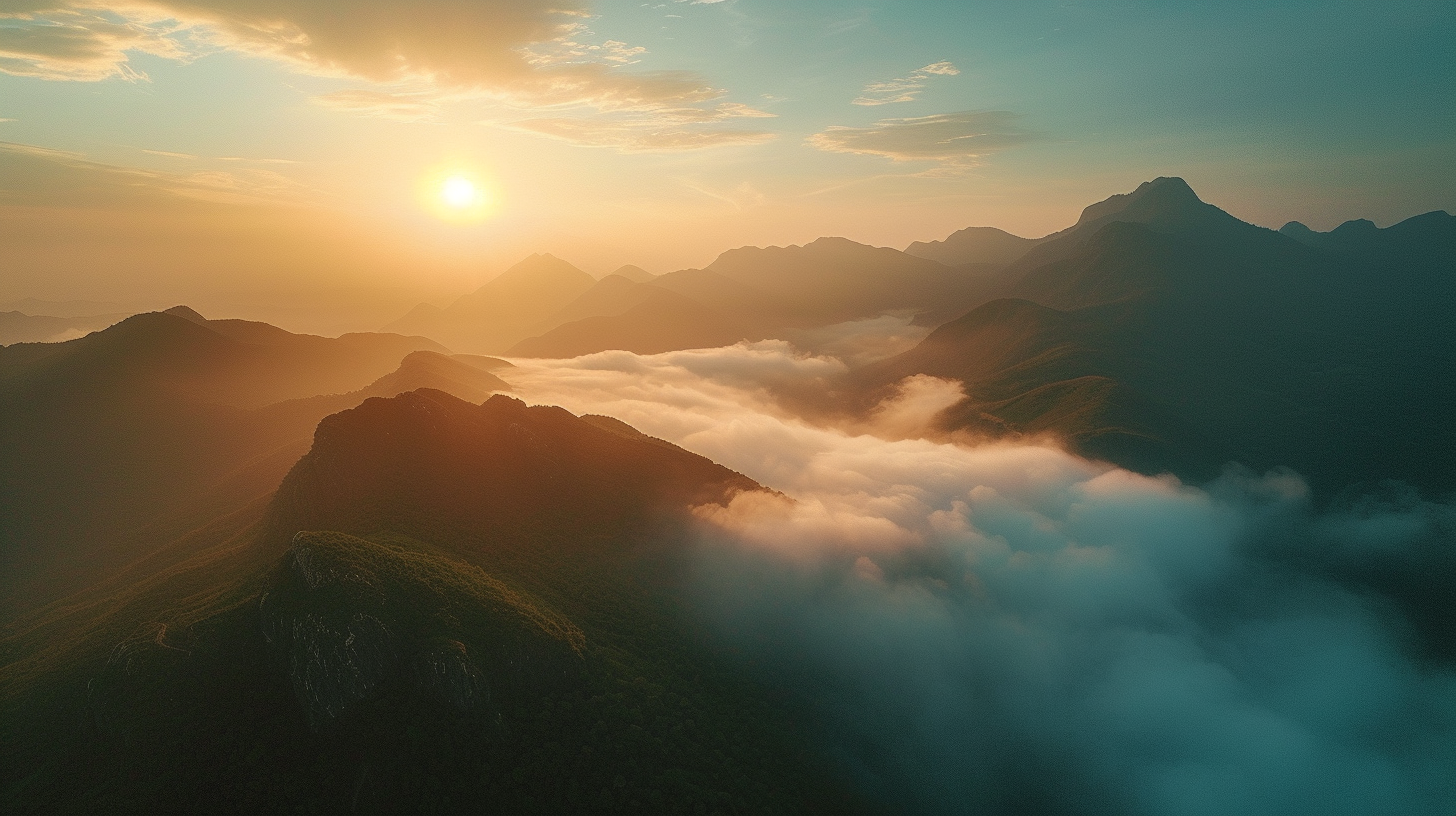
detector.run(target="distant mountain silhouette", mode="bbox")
[861,179,1456,494]
[702,236,973,326]
[0,297,130,318]
[1280,211,1455,258]
[384,254,597,353]
[501,238,1004,359]
[905,226,1040,266]
[507,289,750,358]
[648,267,784,327]
[607,263,656,283]
[0,309,126,345]
[528,273,658,333]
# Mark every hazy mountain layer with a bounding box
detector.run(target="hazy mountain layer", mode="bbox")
[399,235,1024,361]
[606,264,656,283]
[0,309,127,345]
[904,225,1040,266]
[384,254,597,353]
[527,273,659,334]
[702,236,973,326]
[507,290,751,359]
[0,313,500,614]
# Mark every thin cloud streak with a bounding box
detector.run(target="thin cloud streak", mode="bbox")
[809,110,1033,171]
[854,60,960,106]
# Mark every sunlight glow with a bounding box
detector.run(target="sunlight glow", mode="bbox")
[420,168,496,223]
[441,176,479,209]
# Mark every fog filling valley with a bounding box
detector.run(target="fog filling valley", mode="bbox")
[510,337,1456,816]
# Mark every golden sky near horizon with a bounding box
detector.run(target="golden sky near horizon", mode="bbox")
[1,1,1451,332]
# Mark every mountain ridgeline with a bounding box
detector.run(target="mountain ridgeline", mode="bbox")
[860,178,1455,493]
[0,309,511,613]
[0,390,862,814]
[0,175,1450,814]
[391,238,1014,358]
[382,176,1453,496]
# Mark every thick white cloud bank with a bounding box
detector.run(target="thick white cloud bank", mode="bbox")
[510,342,1456,816]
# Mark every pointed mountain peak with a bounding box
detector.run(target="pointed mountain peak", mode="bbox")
[465,252,596,303]
[497,252,582,276]
[1074,177,1207,228]
[805,236,873,250]
[609,264,656,283]
[1331,218,1378,235]
[162,305,208,323]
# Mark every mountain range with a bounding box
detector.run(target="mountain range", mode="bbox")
[386,237,1013,358]
[859,178,1455,493]
[1,176,1450,814]
[0,308,509,613]
[382,176,1452,495]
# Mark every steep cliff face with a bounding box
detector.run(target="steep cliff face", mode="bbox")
[259,530,584,731]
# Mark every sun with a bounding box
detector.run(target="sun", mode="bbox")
[422,170,496,222]
[440,175,480,209]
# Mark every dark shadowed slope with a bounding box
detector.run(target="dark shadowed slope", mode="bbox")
[904,225,1041,267]
[0,391,854,814]
[383,254,597,353]
[0,314,492,615]
[352,350,510,403]
[507,289,751,358]
[267,390,761,548]
[861,179,1456,495]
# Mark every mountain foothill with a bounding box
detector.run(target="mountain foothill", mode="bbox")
[1,177,1450,813]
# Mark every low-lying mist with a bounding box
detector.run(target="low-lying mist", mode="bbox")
[510,342,1456,816]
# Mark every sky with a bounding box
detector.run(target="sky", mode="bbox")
[1,0,1453,331]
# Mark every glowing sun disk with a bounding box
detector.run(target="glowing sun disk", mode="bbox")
[441,176,478,208]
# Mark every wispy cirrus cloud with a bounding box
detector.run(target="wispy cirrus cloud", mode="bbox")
[0,0,778,152]
[518,21,645,67]
[853,60,959,106]
[507,97,776,152]
[808,110,1032,172]
[0,140,309,207]
[311,89,442,122]
[508,117,775,153]
[0,0,574,86]
[0,9,192,81]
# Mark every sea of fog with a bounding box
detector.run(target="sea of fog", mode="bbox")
[506,334,1456,816]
